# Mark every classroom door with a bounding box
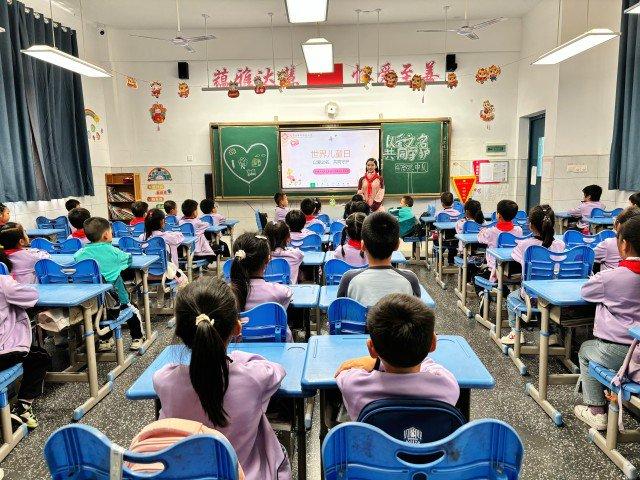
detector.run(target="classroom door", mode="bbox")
[526,114,545,211]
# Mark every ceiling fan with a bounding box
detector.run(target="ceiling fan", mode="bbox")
[417,0,506,40]
[129,0,216,53]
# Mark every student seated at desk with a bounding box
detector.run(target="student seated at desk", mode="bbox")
[436,191,459,217]
[567,184,604,232]
[65,198,80,212]
[630,192,640,208]
[501,205,565,346]
[180,199,225,264]
[0,271,49,430]
[153,277,291,480]
[285,210,313,244]
[0,223,50,284]
[575,216,640,431]
[130,201,149,227]
[0,203,10,226]
[337,212,420,307]
[389,195,419,237]
[594,206,640,272]
[68,207,91,245]
[333,212,367,267]
[301,198,324,229]
[263,221,303,284]
[455,200,486,277]
[74,217,145,351]
[335,293,459,421]
[200,198,226,224]
[163,200,177,217]
[141,208,185,268]
[273,192,289,222]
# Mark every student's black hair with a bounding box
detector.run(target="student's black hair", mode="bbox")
[181,199,199,218]
[615,206,640,230]
[131,201,149,218]
[340,212,366,259]
[84,217,111,243]
[367,293,435,368]
[629,192,640,208]
[263,221,290,251]
[65,199,80,212]
[583,184,603,202]
[313,197,322,215]
[274,192,286,206]
[350,201,371,215]
[464,200,484,225]
[528,205,555,248]
[440,192,454,207]
[144,208,165,240]
[285,209,306,233]
[300,198,316,216]
[342,202,352,220]
[163,200,177,214]
[0,223,26,272]
[366,158,379,173]
[401,195,414,207]
[0,203,6,215]
[230,232,270,311]
[620,216,640,256]
[361,211,399,260]
[200,198,216,215]
[352,194,364,202]
[497,199,519,222]
[68,207,91,230]
[174,277,239,427]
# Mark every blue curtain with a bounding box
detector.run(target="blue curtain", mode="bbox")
[0,0,94,202]
[610,0,640,191]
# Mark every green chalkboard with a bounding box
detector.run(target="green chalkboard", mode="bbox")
[218,125,279,198]
[381,121,447,195]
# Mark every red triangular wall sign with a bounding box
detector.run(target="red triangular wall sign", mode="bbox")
[451,176,477,204]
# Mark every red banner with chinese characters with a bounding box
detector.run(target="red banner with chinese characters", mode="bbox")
[306,64,344,86]
[451,176,477,204]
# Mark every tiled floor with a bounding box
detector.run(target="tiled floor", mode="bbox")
[2,263,638,479]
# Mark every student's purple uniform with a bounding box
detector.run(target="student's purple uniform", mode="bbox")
[180,217,214,256]
[594,237,620,271]
[336,357,460,420]
[274,207,289,223]
[581,265,640,344]
[139,230,185,267]
[244,278,293,342]
[454,218,468,252]
[153,351,291,480]
[289,229,313,243]
[436,207,460,218]
[210,213,226,224]
[332,244,367,267]
[568,200,605,229]
[512,237,565,295]
[0,277,38,354]
[8,249,50,284]
[477,225,523,281]
[270,247,303,284]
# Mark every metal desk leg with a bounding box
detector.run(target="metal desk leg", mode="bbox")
[186,245,194,282]
[215,234,222,275]
[316,307,321,336]
[436,229,446,289]
[319,390,328,441]
[294,398,307,480]
[139,269,158,353]
[228,226,235,247]
[456,389,471,421]
[490,262,506,350]
[456,244,472,317]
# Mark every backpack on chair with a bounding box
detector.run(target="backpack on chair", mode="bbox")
[611,339,640,430]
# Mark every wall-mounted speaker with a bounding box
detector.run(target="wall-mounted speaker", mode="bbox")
[204,173,214,198]
[178,61,189,79]
[446,54,457,72]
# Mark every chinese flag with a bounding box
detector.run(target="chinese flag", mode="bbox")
[307,64,344,86]
[451,176,477,204]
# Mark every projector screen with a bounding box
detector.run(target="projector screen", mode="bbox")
[280,128,380,191]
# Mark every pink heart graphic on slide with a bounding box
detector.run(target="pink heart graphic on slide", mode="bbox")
[290,139,299,147]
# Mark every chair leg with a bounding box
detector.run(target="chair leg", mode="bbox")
[0,392,28,462]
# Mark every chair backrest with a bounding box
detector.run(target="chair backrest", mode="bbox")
[31,238,82,254]
[327,297,368,334]
[59,238,82,254]
[264,258,291,284]
[436,212,459,222]
[497,232,533,248]
[178,222,195,236]
[452,200,464,213]
[44,424,239,480]
[591,207,619,218]
[120,237,168,277]
[523,245,594,281]
[0,262,8,275]
[307,222,325,235]
[322,420,524,480]
[36,216,71,237]
[325,258,365,285]
[255,211,267,231]
[329,220,345,235]
[515,218,532,236]
[298,233,322,252]
[164,215,178,226]
[35,259,102,285]
[317,213,331,226]
[462,220,481,234]
[596,229,616,242]
[332,231,343,248]
[240,302,288,342]
[563,230,608,248]
[30,237,57,253]
[357,398,466,444]
[200,214,216,226]
[222,258,232,281]
[112,221,132,238]
[131,222,145,236]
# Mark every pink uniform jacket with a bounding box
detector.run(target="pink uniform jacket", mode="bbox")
[594,237,621,271]
[274,207,289,223]
[332,243,367,267]
[478,225,523,281]
[140,230,185,267]
[358,174,385,211]
[0,277,38,354]
[270,247,303,284]
[180,217,214,256]
[243,278,293,342]
[568,201,605,229]
[8,248,50,284]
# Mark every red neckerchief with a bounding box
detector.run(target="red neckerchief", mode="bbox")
[365,172,380,197]
[347,239,362,249]
[4,247,22,255]
[305,215,315,222]
[620,259,640,274]
[130,217,144,225]
[496,220,514,232]
[71,229,86,239]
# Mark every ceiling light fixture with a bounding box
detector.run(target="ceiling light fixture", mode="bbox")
[625,3,640,14]
[302,37,333,73]
[285,0,328,23]
[0,27,5,33]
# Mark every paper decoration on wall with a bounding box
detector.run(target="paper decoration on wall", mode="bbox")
[148,167,173,182]
[277,68,291,91]
[384,70,398,88]
[85,108,104,142]
[488,64,501,82]
[149,103,167,130]
[253,75,266,94]
[126,76,138,89]
[178,82,189,98]
[475,67,489,84]
[480,100,495,123]
[150,81,162,98]
[227,81,240,98]
[451,175,477,204]
[446,72,458,89]
[410,74,426,91]
[361,66,373,89]
[473,159,509,184]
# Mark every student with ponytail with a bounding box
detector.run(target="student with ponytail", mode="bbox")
[333,212,367,266]
[501,205,565,346]
[0,223,50,284]
[140,208,184,267]
[153,277,291,480]
[263,221,303,284]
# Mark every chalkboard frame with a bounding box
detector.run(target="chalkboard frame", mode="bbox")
[210,118,451,200]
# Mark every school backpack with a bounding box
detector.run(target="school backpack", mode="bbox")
[127,418,245,479]
[611,339,640,430]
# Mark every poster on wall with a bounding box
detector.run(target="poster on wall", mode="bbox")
[473,160,509,184]
[147,167,173,204]
[85,108,104,142]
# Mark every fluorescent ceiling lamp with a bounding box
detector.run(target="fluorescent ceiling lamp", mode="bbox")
[532,28,619,65]
[285,0,327,23]
[625,3,640,13]
[0,27,5,33]
[21,45,111,77]
[302,37,333,73]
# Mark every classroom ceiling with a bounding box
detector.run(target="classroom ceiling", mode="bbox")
[70,0,543,29]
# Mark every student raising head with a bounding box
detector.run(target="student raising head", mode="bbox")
[285,209,313,244]
[0,223,50,284]
[337,212,420,306]
[333,212,367,267]
[152,277,291,480]
[335,293,459,420]
[142,208,185,267]
[0,203,10,226]
[263,220,303,284]
[477,199,522,282]
[130,201,149,226]
[273,192,289,222]
[68,207,91,245]
[568,184,604,232]
[594,206,640,272]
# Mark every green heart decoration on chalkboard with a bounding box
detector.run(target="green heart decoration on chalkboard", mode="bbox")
[223,143,269,185]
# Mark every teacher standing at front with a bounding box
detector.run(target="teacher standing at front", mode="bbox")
[357,158,385,212]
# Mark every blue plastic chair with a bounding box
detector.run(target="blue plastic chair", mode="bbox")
[325,258,364,285]
[264,258,291,284]
[177,222,195,237]
[44,423,240,480]
[35,258,102,285]
[524,245,594,281]
[435,212,460,222]
[591,207,623,218]
[240,302,288,342]
[462,220,482,234]
[131,222,145,237]
[255,211,267,231]
[200,214,216,226]
[357,398,466,444]
[329,221,345,235]
[490,210,527,222]
[297,233,322,252]
[317,213,330,226]
[31,238,82,254]
[119,237,173,278]
[164,215,178,227]
[222,258,232,281]
[332,231,343,248]
[564,229,615,248]
[112,221,132,238]
[307,222,325,235]
[0,363,27,460]
[327,297,368,334]
[452,200,464,214]
[322,420,524,480]
[0,262,8,275]
[36,215,70,237]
